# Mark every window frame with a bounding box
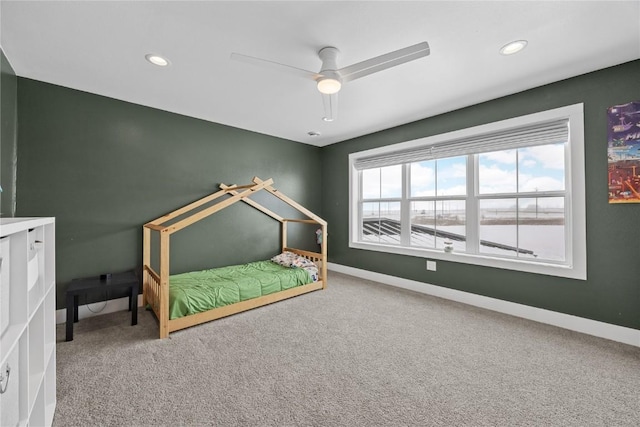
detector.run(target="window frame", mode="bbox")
[349,104,586,280]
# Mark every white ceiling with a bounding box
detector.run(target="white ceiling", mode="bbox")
[1,1,639,147]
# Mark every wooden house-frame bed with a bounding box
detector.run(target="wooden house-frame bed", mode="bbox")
[143,176,327,339]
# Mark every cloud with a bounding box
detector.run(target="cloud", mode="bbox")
[479,164,517,193]
[380,165,402,197]
[520,144,564,170]
[411,159,467,196]
[362,165,402,198]
[362,169,381,199]
[410,162,435,196]
[481,150,516,164]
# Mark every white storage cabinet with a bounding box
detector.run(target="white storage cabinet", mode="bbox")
[0,218,56,426]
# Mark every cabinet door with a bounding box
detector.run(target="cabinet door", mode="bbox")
[1,236,10,335]
[0,345,21,426]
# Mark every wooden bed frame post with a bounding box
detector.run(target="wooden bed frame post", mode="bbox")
[282,221,288,250]
[321,223,328,289]
[143,226,150,306]
[159,230,170,339]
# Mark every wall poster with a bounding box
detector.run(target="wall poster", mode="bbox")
[607,101,640,203]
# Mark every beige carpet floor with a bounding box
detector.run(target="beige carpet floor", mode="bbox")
[54,272,640,426]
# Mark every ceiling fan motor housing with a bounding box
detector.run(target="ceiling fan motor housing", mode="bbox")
[316,47,343,94]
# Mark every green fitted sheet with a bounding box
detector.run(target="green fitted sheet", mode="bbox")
[169,260,313,320]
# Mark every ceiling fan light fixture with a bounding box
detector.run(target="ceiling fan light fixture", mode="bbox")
[499,40,528,55]
[317,77,342,95]
[145,54,170,67]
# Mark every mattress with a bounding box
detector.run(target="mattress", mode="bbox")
[169,260,314,320]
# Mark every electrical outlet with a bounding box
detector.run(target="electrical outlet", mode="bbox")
[426,260,437,271]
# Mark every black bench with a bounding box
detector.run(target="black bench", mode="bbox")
[65,270,139,341]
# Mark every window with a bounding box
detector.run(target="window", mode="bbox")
[349,104,586,280]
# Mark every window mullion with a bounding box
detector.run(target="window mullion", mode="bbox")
[466,154,479,254]
[516,149,520,257]
[564,139,572,266]
[357,169,363,242]
[401,164,411,245]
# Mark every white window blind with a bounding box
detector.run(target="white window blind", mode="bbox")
[353,118,568,170]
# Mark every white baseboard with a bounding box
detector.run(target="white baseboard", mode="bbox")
[56,266,640,348]
[56,294,144,324]
[328,262,640,348]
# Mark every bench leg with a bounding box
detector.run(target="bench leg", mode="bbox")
[74,295,79,322]
[66,293,74,341]
[131,283,138,326]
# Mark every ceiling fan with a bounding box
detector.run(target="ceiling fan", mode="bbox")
[231,41,430,122]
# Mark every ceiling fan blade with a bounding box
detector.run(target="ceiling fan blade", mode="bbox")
[337,41,430,83]
[230,52,320,80]
[322,93,338,122]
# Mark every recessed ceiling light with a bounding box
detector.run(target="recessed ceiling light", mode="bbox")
[145,54,170,67]
[307,131,321,137]
[322,117,334,122]
[499,40,528,56]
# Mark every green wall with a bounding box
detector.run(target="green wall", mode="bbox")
[1,49,17,217]
[10,58,640,331]
[321,60,640,330]
[16,78,322,308]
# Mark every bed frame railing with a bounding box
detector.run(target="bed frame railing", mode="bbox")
[143,177,328,338]
[143,265,162,319]
[284,247,324,273]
